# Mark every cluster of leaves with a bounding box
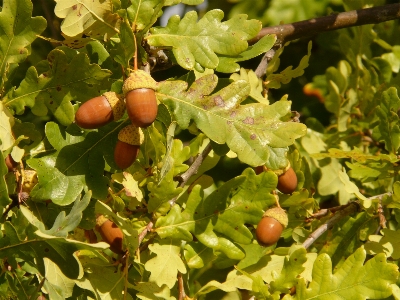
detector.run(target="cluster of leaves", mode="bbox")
[1,0,400,299]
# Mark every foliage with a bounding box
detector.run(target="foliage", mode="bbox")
[1,0,400,299]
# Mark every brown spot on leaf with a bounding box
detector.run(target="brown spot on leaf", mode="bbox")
[214,96,224,107]
[56,86,61,91]
[243,117,254,124]
[44,248,49,252]
[230,111,236,118]
[250,133,256,140]
[72,4,77,9]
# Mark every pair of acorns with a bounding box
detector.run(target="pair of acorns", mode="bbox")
[255,166,297,246]
[75,70,158,169]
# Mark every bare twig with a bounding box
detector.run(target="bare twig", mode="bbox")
[178,272,186,300]
[302,202,359,249]
[307,202,354,220]
[250,3,400,44]
[138,221,154,245]
[255,48,276,79]
[178,143,213,187]
[378,197,387,229]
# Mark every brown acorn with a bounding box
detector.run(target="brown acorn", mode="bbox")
[256,207,288,247]
[277,167,297,194]
[114,124,144,169]
[122,70,158,128]
[96,215,124,254]
[5,154,18,172]
[75,91,125,129]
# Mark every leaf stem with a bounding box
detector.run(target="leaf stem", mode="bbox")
[250,3,400,44]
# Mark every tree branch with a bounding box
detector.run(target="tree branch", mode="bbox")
[302,201,359,249]
[250,3,400,44]
[178,142,213,187]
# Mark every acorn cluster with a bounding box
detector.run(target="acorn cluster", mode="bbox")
[75,70,158,169]
[254,164,298,247]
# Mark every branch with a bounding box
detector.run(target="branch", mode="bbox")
[178,272,186,300]
[178,142,213,187]
[302,201,359,249]
[138,221,154,245]
[250,3,400,44]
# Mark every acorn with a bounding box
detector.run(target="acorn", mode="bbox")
[256,207,288,247]
[114,124,144,169]
[75,91,125,129]
[277,167,297,194]
[5,154,18,172]
[95,215,124,254]
[122,70,158,128]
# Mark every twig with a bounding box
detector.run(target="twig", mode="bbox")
[178,142,213,187]
[302,202,359,249]
[178,272,186,300]
[138,221,154,245]
[168,142,212,207]
[307,202,354,220]
[250,3,400,44]
[377,197,387,229]
[255,48,276,79]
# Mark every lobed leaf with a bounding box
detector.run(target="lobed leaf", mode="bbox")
[0,222,108,279]
[296,247,399,300]
[217,35,277,73]
[3,49,111,126]
[54,0,120,38]
[157,74,306,167]
[156,169,277,259]
[144,239,186,289]
[27,121,126,205]
[146,9,261,70]
[0,0,46,86]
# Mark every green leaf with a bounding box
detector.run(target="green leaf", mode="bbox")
[111,21,135,69]
[146,10,261,70]
[230,68,269,104]
[156,170,277,259]
[194,273,253,297]
[0,222,108,279]
[338,169,370,207]
[319,212,370,268]
[184,242,215,269]
[42,258,75,300]
[157,74,306,167]
[266,41,312,89]
[21,192,91,238]
[133,282,175,300]
[28,121,125,205]
[296,247,398,300]
[147,167,183,216]
[54,0,120,38]
[144,239,186,289]
[77,252,129,300]
[4,49,111,126]
[127,0,164,32]
[269,248,307,295]
[374,87,400,153]
[0,0,46,87]
[365,229,400,260]
[217,35,276,73]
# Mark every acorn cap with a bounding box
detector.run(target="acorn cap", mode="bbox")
[263,207,288,227]
[103,91,125,121]
[122,70,157,96]
[96,214,108,227]
[118,124,144,146]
